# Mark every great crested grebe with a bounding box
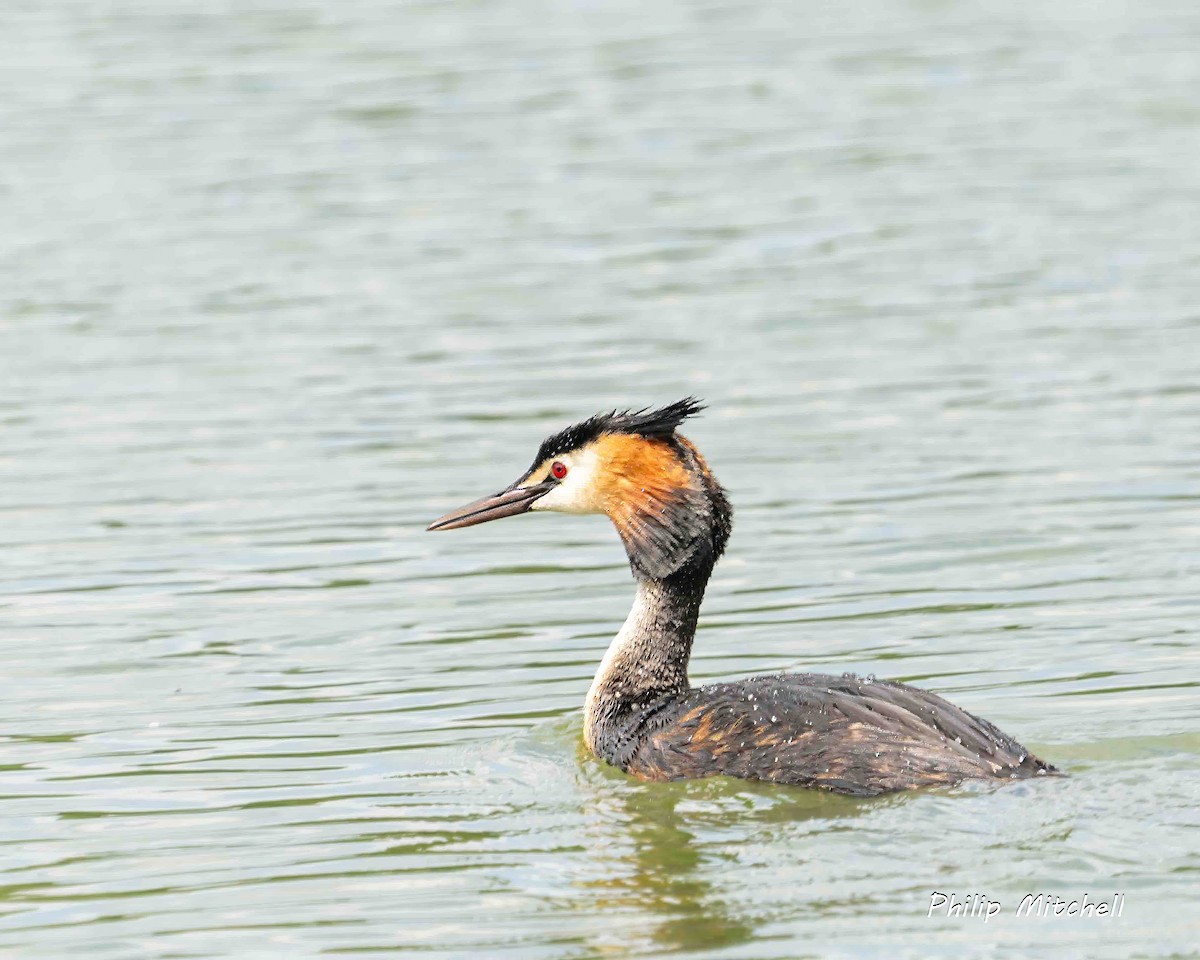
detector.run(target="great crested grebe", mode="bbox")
[428,399,1057,796]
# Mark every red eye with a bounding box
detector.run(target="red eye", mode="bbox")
[551,461,568,480]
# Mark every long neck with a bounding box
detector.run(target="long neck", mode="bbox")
[582,436,732,764]
[583,554,714,759]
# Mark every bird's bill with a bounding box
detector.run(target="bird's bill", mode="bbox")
[426,480,556,531]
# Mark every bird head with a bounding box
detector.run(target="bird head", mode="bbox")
[427,398,731,580]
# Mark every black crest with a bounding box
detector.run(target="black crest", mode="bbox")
[534,398,706,463]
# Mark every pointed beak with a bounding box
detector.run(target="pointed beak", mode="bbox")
[426,480,557,531]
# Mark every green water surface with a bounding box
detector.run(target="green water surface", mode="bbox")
[2,1,1199,957]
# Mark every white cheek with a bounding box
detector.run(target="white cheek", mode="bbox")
[531,447,602,514]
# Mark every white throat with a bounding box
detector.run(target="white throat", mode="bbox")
[583,581,654,753]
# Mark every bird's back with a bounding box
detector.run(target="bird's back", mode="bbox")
[622,673,1056,796]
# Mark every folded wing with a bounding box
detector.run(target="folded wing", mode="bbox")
[627,673,1055,796]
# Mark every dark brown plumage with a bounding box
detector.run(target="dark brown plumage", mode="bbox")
[622,674,1053,797]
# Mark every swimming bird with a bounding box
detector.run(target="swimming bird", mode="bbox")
[427,399,1057,796]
